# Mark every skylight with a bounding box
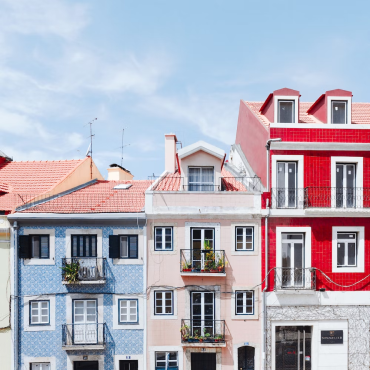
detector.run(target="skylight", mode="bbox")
[113,184,132,190]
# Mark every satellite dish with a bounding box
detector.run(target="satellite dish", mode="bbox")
[85,143,91,157]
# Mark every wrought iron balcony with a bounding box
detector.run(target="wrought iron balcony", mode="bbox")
[62,323,106,349]
[180,249,226,275]
[221,176,263,192]
[62,258,106,284]
[274,268,316,291]
[271,188,305,209]
[180,319,225,344]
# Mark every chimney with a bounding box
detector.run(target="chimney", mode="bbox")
[165,134,177,173]
[107,164,134,181]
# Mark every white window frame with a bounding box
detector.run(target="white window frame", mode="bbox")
[30,363,51,370]
[273,95,299,124]
[187,166,215,191]
[185,222,220,251]
[231,287,259,320]
[331,156,363,208]
[235,227,254,251]
[230,222,259,256]
[235,290,254,315]
[327,96,352,125]
[65,229,102,259]
[155,351,179,369]
[154,291,174,316]
[154,227,173,251]
[23,295,55,332]
[332,226,364,273]
[112,228,144,265]
[271,155,304,210]
[149,346,183,370]
[119,299,138,324]
[150,289,177,320]
[66,294,103,325]
[336,232,357,267]
[23,357,56,370]
[30,300,50,326]
[23,229,55,266]
[151,222,177,255]
[113,294,144,329]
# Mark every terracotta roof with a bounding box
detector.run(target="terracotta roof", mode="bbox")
[244,101,370,125]
[22,180,153,213]
[0,158,86,211]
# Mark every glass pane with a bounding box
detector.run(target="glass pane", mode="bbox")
[129,237,138,258]
[278,100,294,123]
[79,236,84,256]
[91,236,97,257]
[204,293,213,304]
[338,233,356,239]
[120,236,128,258]
[293,243,303,269]
[32,236,40,258]
[155,228,162,249]
[72,236,78,257]
[40,237,49,258]
[204,229,213,240]
[85,236,90,257]
[332,101,347,124]
[156,353,166,361]
[337,242,345,266]
[192,293,201,304]
[282,243,290,268]
[188,168,200,183]
[201,167,214,183]
[348,243,356,266]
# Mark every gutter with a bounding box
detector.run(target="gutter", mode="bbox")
[143,221,148,370]
[10,221,18,370]
[8,212,146,221]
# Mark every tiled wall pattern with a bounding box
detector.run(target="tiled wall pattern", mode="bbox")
[18,225,144,369]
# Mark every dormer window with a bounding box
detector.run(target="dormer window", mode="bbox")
[331,100,347,124]
[188,167,214,191]
[278,100,295,123]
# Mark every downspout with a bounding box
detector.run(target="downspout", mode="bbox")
[143,220,148,370]
[11,221,18,370]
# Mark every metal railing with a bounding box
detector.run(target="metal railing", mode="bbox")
[221,176,263,192]
[182,184,221,191]
[274,268,316,290]
[271,188,305,209]
[180,249,225,274]
[180,319,225,343]
[62,323,106,346]
[62,258,106,283]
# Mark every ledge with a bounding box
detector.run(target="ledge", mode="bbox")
[62,345,105,351]
[274,289,316,295]
[181,342,226,348]
[62,280,106,285]
[181,273,226,277]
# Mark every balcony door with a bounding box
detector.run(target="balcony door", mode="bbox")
[73,299,97,344]
[277,162,297,208]
[191,228,214,271]
[191,292,214,337]
[281,234,305,288]
[336,164,356,208]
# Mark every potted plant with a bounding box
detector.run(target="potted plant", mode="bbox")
[217,257,225,273]
[214,334,223,342]
[203,328,212,342]
[182,261,192,272]
[61,261,80,283]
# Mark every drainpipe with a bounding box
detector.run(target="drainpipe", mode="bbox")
[265,138,282,192]
[11,221,18,370]
[143,221,147,370]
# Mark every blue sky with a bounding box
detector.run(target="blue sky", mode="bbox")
[0,0,370,179]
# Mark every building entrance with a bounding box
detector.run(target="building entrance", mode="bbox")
[191,353,216,370]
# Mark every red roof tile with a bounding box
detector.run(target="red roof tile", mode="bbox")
[22,180,153,213]
[245,101,370,125]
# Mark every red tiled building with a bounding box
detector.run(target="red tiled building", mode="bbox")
[233,88,370,370]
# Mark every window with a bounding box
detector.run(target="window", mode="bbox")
[155,227,173,251]
[337,232,357,267]
[276,162,297,208]
[31,235,49,259]
[188,167,214,191]
[154,291,173,315]
[30,301,50,325]
[120,235,138,259]
[278,100,295,123]
[155,352,178,370]
[336,163,356,208]
[235,291,254,315]
[71,235,97,257]
[30,364,50,370]
[119,299,138,324]
[332,100,347,124]
[235,227,254,251]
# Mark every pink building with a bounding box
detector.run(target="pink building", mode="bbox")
[145,134,263,370]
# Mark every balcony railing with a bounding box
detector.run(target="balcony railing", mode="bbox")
[62,258,106,283]
[271,188,305,209]
[180,319,225,344]
[221,176,263,193]
[62,323,106,347]
[274,268,316,291]
[182,184,221,191]
[180,249,225,274]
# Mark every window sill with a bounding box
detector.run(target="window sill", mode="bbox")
[62,280,106,285]
[181,342,226,348]
[274,289,316,295]
[181,272,226,277]
[62,344,105,351]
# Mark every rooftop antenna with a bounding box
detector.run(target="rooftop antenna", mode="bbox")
[119,128,131,167]
[86,118,97,179]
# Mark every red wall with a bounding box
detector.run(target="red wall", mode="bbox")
[262,217,370,292]
[235,100,269,187]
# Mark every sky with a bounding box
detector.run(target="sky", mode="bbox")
[1,0,370,179]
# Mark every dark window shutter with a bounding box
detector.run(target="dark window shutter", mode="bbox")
[19,235,31,258]
[109,235,120,258]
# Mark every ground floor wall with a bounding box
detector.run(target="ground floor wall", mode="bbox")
[267,305,370,370]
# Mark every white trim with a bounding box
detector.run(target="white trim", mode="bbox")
[331,156,363,208]
[23,295,55,331]
[177,140,225,160]
[233,342,260,370]
[273,95,299,123]
[113,294,144,330]
[112,228,143,265]
[230,222,259,256]
[231,286,259,320]
[66,355,104,370]
[332,226,364,273]
[65,229,102,259]
[23,356,56,370]
[327,96,352,124]
[66,294,104,325]
[150,288,177,320]
[114,354,144,370]
[149,346,183,370]
[271,155,304,209]
[150,222,177,255]
[270,122,370,129]
[23,229,55,266]
[270,141,370,151]
[184,222,220,250]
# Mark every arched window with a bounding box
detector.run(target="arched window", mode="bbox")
[238,346,255,370]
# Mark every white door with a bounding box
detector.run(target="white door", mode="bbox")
[191,292,214,337]
[191,228,214,270]
[336,163,356,208]
[73,300,97,344]
[277,162,297,208]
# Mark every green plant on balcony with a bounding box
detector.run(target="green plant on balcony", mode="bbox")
[182,261,192,272]
[180,324,190,341]
[204,240,216,272]
[61,261,80,283]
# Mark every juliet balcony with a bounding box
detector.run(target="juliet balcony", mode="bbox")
[180,249,226,277]
[62,258,106,284]
[62,323,106,350]
[180,319,226,347]
[274,268,316,292]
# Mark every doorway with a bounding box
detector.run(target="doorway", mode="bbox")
[238,346,255,370]
[275,326,312,370]
[191,228,215,270]
[73,361,99,370]
[73,299,97,344]
[191,353,216,370]
[119,360,138,370]
[336,163,356,208]
[191,291,214,337]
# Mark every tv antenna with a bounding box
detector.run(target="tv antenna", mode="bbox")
[119,128,131,167]
[85,118,97,179]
